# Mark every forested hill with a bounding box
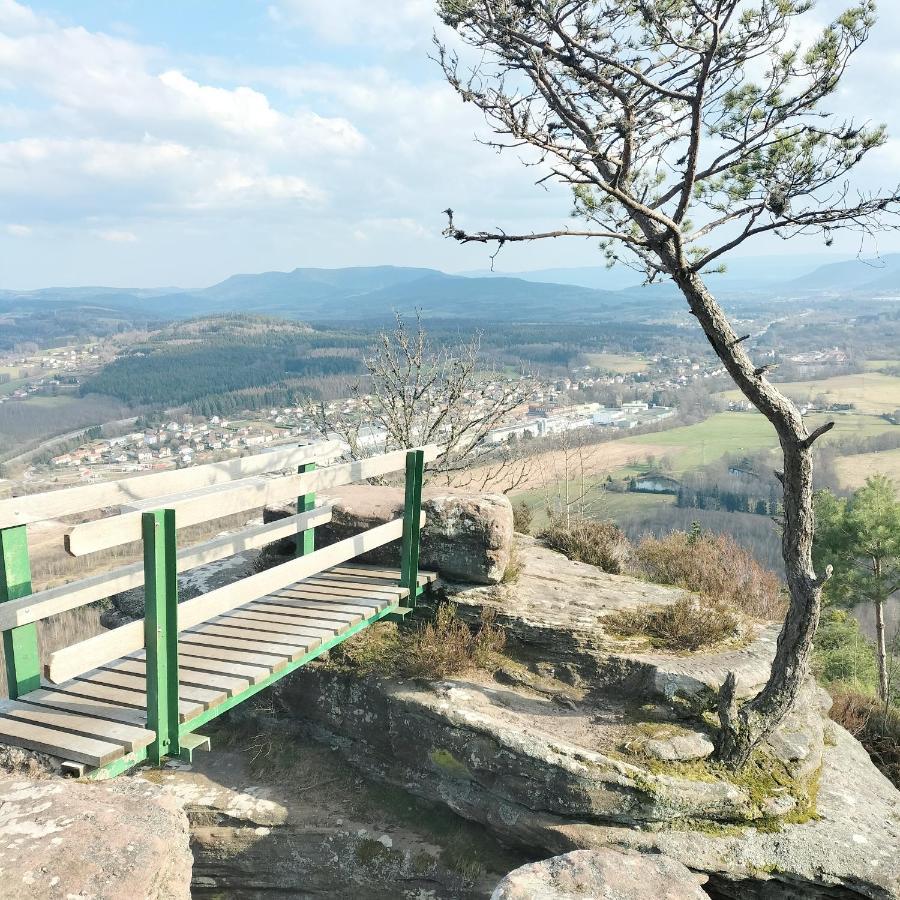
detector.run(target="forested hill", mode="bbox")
[80,317,366,415]
[1,265,671,331]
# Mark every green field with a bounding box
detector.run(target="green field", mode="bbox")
[620,412,777,473]
[720,373,900,415]
[514,483,674,530]
[616,410,896,475]
[586,352,649,374]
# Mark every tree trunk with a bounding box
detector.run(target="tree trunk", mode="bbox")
[874,595,889,702]
[669,262,830,769]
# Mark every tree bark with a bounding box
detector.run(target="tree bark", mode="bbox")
[874,595,889,702]
[668,260,829,768]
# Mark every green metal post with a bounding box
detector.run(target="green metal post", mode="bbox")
[399,449,425,605]
[143,509,179,764]
[296,461,316,557]
[0,526,40,699]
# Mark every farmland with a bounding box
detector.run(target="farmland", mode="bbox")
[720,372,900,415]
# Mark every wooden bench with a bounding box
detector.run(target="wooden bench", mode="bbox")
[0,442,439,775]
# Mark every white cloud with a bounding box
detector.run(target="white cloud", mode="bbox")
[268,0,434,48]
[5,223,31,236]
[0,2,361,227]
[94,229,137,242]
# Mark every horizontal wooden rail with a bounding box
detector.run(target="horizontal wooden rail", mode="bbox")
[0,441,341,529]
[65,445,440,557]
[46,514,424,684]
[0,507,332,632]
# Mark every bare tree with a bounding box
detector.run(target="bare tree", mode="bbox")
[435,0,900,768]
[311,312,535,485]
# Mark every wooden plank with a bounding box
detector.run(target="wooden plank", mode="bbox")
[52,678,202,723]
[261,592,386,617]
[81,669,225,709]
[170,653,271,685]
[65,446,438,556]
[0,715,124,766]
[298,578,404,599]
[271,587,388,611]
[313,571,413,590]
[330,564,436,584]
[230,605,361,631]
[0,700,153,752]
[172,643,286,673]
[103,658,252,697]
[0,507,333,631]
[47,516,416,683]
[210,611,341,639]
[199,622,329,647]
[249,599,364,625]
[179,629,315,661]
[0,441,341,529]
[23,687,148,726]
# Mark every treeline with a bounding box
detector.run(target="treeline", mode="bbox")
[80,318,365,413]
[676,484,779,516]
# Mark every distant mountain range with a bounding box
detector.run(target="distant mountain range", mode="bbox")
[2,253,899,331]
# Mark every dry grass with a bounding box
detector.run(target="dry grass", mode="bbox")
[633,530,786,619]
[399,604,507,679]
[607,595,742,651]
[538,515,631,574]
[829,689,900,788]
[501,542,524,584]
[334,604,506,680]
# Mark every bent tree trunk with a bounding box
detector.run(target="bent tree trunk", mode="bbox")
[671,263,831,769]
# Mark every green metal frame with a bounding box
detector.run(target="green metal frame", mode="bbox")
[143,509,180,764]
[398,449,425,606]
[4,447,433,777]
[296,461,316,557]
[177,601,400,738]
[0,526,40,698]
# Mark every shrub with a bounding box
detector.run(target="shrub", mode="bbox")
[538,514,631,574]
[812,609,879,694]
[333,604,506,680]
[512,500,534,534]
[633,529,786,619]
[399,604,506,679]
[829,688,900,787]
[607,595,741,651]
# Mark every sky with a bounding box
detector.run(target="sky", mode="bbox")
[1,0,899,289]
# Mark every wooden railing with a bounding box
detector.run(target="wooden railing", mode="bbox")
[0,443,436,765]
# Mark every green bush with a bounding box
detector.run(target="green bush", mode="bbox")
[512,501,534,534]
[812,609,879,693]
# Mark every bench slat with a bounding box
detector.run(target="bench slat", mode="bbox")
[0,441,340,529]
[64,445,439,556]
[0,715,125,766]
[0,507,332,631]
[0,700,153,752]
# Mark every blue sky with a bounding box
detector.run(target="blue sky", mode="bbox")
[1,0,899,288]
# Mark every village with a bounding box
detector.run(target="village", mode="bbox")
[12,346,724,492]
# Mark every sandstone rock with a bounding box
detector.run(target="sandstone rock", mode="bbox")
[445,537,779,699]
[638,730,715,762]
[491,848,710,900]
[266,484,514,584]
[0,775,192,899]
